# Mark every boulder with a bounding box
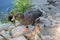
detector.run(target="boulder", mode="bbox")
[0,23,15,31]
[11,26,25,38]
[9,36,27,40]
[0,30,11,40]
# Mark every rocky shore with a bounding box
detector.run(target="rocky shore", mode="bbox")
[0,0,60,40]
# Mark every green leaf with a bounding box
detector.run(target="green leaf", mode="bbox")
[13,0,33,13]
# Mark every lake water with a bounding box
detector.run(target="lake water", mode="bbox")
[0,0,13,13]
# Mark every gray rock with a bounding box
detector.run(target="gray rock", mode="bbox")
[0,30,11,40]
[9,36,27,40]
[0,23,15,31]
[11,26,25,38]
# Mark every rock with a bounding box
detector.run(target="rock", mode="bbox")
[11,25,35,38]
[31,0,47,5]
[0,23,15,31]
[0,36,4,40]
[44,21,52,27]
[9,36,27,40]
[39,17,46,23]
[0,30,11,40]
[40,5,60,15]
[15,20,20,26]
[28,25,35,32]
[47,0,57,6]
[11,26,25,38]
[55,13,60,17]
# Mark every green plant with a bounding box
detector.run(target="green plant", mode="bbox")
[10,10,16,16]
[13,0,33,13]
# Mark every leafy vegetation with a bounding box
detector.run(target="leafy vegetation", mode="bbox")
[10,0,33,16]
[13,0,32,13]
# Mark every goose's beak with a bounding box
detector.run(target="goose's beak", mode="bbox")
[11,16,15,23]
[11,16,15,21]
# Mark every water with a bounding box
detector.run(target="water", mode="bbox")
[0,0,13,12]
[0,0,14,23]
